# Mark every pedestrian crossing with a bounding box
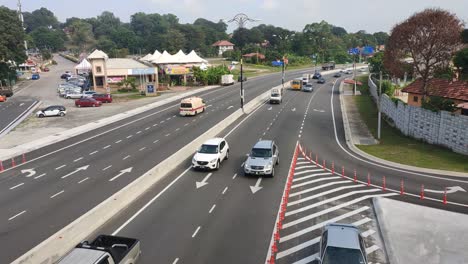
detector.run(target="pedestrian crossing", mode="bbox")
[270,149,394,264]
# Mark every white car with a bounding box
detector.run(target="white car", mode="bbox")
[192,138,229,170]
[65,92,83,99]
[36,105,66,118]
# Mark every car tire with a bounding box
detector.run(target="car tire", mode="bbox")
[66,96,70,99]
[276,155,279,165]
[270,167,275,178]
[38,114,44,118]
[225,149,229,160]
[244,172,249,177]
[59,112,65,117]
[215,160,220,170]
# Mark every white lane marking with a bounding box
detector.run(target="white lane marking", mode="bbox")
[289,180,350,197]
[145,127,150,130]
[184,123,189,126]
[160,120,165,123]
[139,147,146,151]
[227,105,233,109]
[361,229,376,238]
[192,226,201,238]
[296,161,312,165]
[165,133,171,137]
[109,167,133,182]
[291,176,342,189]
[9,183,24,190]
[153,139,159,144]
[166,117,171,120]
[89,150,98,155]
[61,165,90,179]
[222,187,228,194]
[112,167,192,235]
[103,145,111,149]
[173,115,176,118]
[103,165,112,171]
[55,165,66,170]
[280,206,370,242]
[192,119,197,122]
[8,210,26,221]
[294,169,327,176]
[232,173,237,179]
[294,172,333,182]
[209,204,216,214]
[126,135,133,139]
[366,245,380,255]
[297,157,305,160]
[241,162,245,168]
[115,140,122,143]
[294,165,317,170]
[136,131,142,134]
[19,103,25,107]
[206,105,212,108]
[34,173,46,179]
[78,177,89,184]
[153,124,158,127]
[172,258,179,264]
[123,155,131,160]
[175,128,180,132]
[50,190,65,199]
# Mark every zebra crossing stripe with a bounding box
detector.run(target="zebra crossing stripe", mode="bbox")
[297,157,305,160]
[294,165,318,170]
[280,206,370,242]
[366,245,380,255]
[287,187,378,212]
[294,169,325,176]
[291,253,319,264]
[276,217,373,259]
[293,172,333,182]
[289,180,350,197]
[361,229,376,238]
[296,161,312,165]
[291,176,342,189]
[284,193,395,228]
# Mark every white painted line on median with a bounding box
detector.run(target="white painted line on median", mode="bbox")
[153,139,159,144]
[9,182,24,190]
[227,105,233,109]
[184,123,189,126]
[139,147,146,151]
[165,133,171,137]
[136,131,142,134]
[8,210,26,221]
[289,180,350,197]
[126,135,133,139]
[112,167,191,235]
[19,103,25,107]
[115,140,122,143]
[291,176,341,190]
[361,229,376,238]
[78,177,89,184]
[294,165,317,170]
[291,254,319,264]
[294,172,333,182]
[103,145,111,149]
[50,190,65,199]
[222,187,228,195]
[172,258,179,264]
[103,165,112,171]
[34,173,46,179]
[55,165,66,170]
[89,151,98,155]
[296,161,312,165]
[192,226,201,238]
[145,127,150,130]
[294,169,325,176]
[209,204,216,214]
[232,173,237,179]
[123,155,130,160]
[366,245,380,255]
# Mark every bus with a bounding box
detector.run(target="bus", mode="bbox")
[291,78,302,90]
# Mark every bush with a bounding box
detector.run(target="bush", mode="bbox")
[422,96,456,112]
[193,65,229,85]
[380,80,395,97]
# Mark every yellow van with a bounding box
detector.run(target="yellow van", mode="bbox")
[179,97,206,116]
[291,78,302,90]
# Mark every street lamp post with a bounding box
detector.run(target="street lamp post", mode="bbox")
[273,33,295,88]
[378,71,382,139]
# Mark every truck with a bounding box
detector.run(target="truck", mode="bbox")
[321,61,336,70]
[0,86,13,97]
[58,235,141,264]
[221,74,234,85]
[302,74,311,85]
[269,87,282,104]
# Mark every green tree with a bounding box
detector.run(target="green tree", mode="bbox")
[368,52,385,74]
[162,29,186,53]
[96,37,117,53]
[0,6,27,64]
[373,32,389,45]
[453,48,468,79]
[22,7,60,32]
[41,49,52,60]
[422,96,456,112]
[30,27,65,51]
[69,20,95,51]
[94,11,121,38]
[461,29,468,44]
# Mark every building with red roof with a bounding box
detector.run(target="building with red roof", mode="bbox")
[212,40,235,56]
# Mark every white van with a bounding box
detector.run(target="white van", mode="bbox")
[270,88,282,104]
[179,97,206,116]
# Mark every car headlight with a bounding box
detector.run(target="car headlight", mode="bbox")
[210,158,217,163]
[192,157,197,163]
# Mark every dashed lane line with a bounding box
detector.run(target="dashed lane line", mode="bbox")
[9,183,24,190]
[209,204,216,214]
[78,177,89,184]
[192,226,201,238]
[103,165,112,171]
[222,187,228,195]
[103,145,111,149]
[50,190,65,199]
[153,139,159,144]
[172,258,179,264]
[89,151,98,155]
[73,157,83,162]
[34,173,46,179]
[145,127,150,130]
[115,140,122,143]
[139,147,146,151]
[123,155,131,160]
[126,135,133,139]
[136,131,142,134]
[55,165,66,170]
[8,210,26,221]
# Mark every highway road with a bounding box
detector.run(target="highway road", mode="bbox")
[0,66,317,262]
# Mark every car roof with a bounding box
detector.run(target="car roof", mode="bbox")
[203,137,225,145]
[253,140,274,149]
[181,97,202,103]
[325,223,361,250]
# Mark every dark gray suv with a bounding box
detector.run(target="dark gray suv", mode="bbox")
[243,140,279,177]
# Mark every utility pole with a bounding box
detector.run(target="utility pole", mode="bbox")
[17,0,28,56]
[378,71,382,139]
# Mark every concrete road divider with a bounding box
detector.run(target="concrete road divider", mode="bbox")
[12,83,279,264]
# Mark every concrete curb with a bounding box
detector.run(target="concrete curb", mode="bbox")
[372,197,397,264]
[339,79,468,177]
[0,86,220,161]
[0,100,41,139]
[12,84,274,264]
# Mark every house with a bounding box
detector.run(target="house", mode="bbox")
[242,52,266,62]
[212,40,235,56]
[402,78,468,115]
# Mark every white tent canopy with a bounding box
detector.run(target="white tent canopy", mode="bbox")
[140,53,153,61]
[75,58,92,71]
[150,50,207,64]
[152,50,174,64]
[185,50,207,63]
[173,50,187,63]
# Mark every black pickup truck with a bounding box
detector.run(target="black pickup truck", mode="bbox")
[0,87,13,97]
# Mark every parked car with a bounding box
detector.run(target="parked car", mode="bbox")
[65,92,83,99]
[36,105,66,118]
[333,72,342,78]
[42,67,50,72]
[31,73,40,80]
[312,72,322,79]
[317,77,326,84]
[92,93,113,103]
[75,97,102,107]
[61,73,71,79]
[244,140,279,177]
[192,138,229,170]
[314,223,368,264]
[302,83,313,92]
[83,91,97,97]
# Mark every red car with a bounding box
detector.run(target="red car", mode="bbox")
[75,97,102,107]
[92,93,113,103]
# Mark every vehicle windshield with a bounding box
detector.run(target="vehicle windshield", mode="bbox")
[322,247,365,264]
[199,144,218,154]
[271,93,280,97]
[251,148,272,158]
[181,103,192,108]
[292,80,301,85]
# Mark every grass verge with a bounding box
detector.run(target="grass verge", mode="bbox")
[354,75,468,173]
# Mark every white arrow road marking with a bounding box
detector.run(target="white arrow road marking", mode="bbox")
[61,165,90,179]
[425,186,466,194]
[21,169,36,177]
[196,173,212,189]
[109,167,133,182]
[291,108,296,112]
[227,105,234,109]
[250,177,263,194]
[268,107,272,111]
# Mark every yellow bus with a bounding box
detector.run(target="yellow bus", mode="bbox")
[291,78,302,90]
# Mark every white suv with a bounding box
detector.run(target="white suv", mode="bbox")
[192,138,229,170]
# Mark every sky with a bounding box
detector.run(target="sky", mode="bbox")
[1,0,467,33]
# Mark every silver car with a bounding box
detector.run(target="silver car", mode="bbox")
[314,223,368,264]
[243,140,279,177]
[302,84,313,92]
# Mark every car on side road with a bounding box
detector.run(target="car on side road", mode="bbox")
[65,92,83,99]
[302,83,313,92]
[82,91,97,97]
[92,93,113,103]
[192,138,229,170]
[317,77,326,84]
[244,140,279,177]
[75,97,102,107]
[31,73,40,80]
[314,223,368,264]
[36,105,66,118]
[180,97,206,116]
[269,88,282,104]
[333,72,342,78]
[312,72,322,79]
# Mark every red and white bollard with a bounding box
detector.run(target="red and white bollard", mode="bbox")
[0,160,3,172]
[420,184,425,200]
[322,159,326,170]
[22,153,26,164]
[400,179,404,195]
[11,158,16,167]
[367,172,371,187]
[443,187,447,204]
[342,166,345,178]
[382,176,386,191]
[332,162,335,174]
[353,169,357,183]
